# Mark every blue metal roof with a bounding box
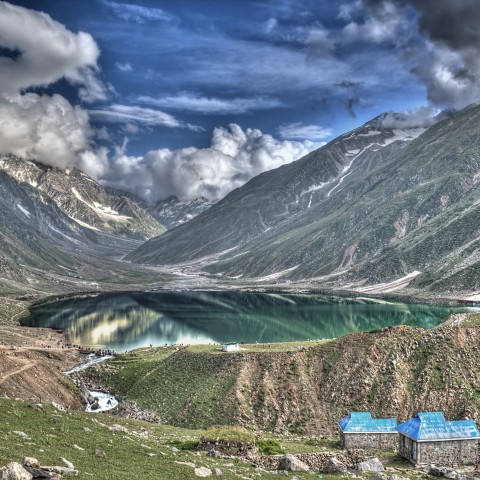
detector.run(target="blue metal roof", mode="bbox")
[338,412,397,433]
[396,412,480,441]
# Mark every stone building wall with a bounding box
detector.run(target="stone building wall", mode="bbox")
[418,440,478,465]
[399,435,479,465]
[341,432,398,451]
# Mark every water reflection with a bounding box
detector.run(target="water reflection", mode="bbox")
[22,291,461,351]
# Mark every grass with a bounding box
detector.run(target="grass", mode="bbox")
[0,299,29,326]
[202,427,255,443]
[462,313,480,327]
[257,439,286,455]
[0,399,319,479]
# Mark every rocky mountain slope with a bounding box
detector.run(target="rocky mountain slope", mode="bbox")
[0,155,169,297]
[126,105,480,292]
[145,196,213,229]
[0,155,165,240]
[83,315,480,436]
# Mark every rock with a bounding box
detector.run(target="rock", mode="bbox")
[214,469,222,476]
[325,457,348,473]
[41,465,78,476]
[51,403,66,412]
[195,467,212,477]
[388,475,409,480]
[355,458,384,473]
[23,466,56,479]
[29,404,43,413]
[83,427,91,433]
[95,449,106,458]
[59,459,74,470]
[90,403,100,411]
[170,446,180,453]
[207,450,221,458]
[13,431,29,439]
[22,459,39,470]
[428,467,457,479]
[0,463,33,480]
[174,462,196,468]
[71,445,84,451]
[278,455,310,472]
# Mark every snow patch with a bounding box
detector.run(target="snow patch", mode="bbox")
[252,265,300,282]
[71,188,131,223]
[354,271,421,294]
[16,204,31,218]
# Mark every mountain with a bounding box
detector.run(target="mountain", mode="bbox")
[126,105,480,292]
[0,155,165,240]
[0,155,167,296]
[144,196,213,229]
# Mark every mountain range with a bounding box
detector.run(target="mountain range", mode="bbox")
[2,104,480,295]
[126,104,480,293]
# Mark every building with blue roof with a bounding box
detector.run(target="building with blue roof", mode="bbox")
[338,412,398,451]
[397,412,480,465]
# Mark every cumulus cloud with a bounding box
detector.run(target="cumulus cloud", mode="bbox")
[0,1,106,102]
[137,92,283,115]
[100,0,173,24]
[345,0,480,110]
[0,1,110,177]
[277,122,333,140]
[89,104,203,131]
[103,124,319,202]
[377,106,439,128]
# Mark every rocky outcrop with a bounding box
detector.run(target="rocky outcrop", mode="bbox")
[278,454,309,472]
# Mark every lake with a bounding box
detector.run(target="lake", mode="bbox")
[22,291,461,351]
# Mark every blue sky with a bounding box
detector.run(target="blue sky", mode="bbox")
[1,0,478,201]
[11,0,426,152]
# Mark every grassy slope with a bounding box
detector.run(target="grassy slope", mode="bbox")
[0,399,335,479]
[83,322,480,435]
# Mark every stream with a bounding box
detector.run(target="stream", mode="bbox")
[64,354,118,413]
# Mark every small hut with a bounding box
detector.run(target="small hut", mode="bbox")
[338,412,398,451]
[396,412,480,465]
[222,342,240,352]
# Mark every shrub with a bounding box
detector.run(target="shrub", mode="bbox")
[257,439,285,455]
[203,426,255,443]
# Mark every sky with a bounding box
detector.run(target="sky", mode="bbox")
[0,0,479,202]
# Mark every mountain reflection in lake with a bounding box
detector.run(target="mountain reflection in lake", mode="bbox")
[22,291,461,351]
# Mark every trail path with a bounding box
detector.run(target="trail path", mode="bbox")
[0,361,35,385]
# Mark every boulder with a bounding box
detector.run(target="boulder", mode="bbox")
[194,467,212,477]
[207,450,221,458]
[278,455,310,472]
[355,458,384,473]
[428,467,457,479]
[0,463,33,480]
[21,460,39,470]
[388,475,410,480]
[325,457,348,473]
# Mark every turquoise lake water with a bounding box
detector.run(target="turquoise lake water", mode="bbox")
[22,291,462,351]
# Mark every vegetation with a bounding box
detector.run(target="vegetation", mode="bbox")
[257,439,285,455]
[202,426,255,443]
[0,399,326,479]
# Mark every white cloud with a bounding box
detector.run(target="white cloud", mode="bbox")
[0,1,106,102]
[137,92,283,114]
[100,0,173,24]
[378,105,439,129]
[115,62,132,72]
[342,1,408,44]
[278,122,333,140]
[103,124,320,202]
[89,104,203,131]
[0,93,108,174]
